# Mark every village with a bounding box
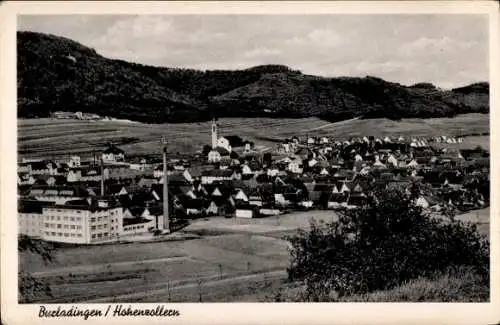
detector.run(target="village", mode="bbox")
[17,119,490,245]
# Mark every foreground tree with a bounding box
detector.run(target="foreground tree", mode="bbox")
[18,235,55,303]
[286,188,489,301]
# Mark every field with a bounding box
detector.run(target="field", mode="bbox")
[455,207,490,239]
[18,113,489,159]
[20,210,337,303]
[20,206,490,303]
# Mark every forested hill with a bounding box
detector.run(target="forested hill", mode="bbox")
[17,31,489,123]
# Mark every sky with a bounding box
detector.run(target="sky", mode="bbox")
[18,14,489,89]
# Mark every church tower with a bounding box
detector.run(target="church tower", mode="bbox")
[211,118,219,149]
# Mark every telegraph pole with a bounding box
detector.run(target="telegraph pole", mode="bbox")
[162,137,170,233]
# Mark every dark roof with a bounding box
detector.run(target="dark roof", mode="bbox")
[18,199,48,213]
[201,169,234,177]
[123,217,151,226]
[103,145,125,154]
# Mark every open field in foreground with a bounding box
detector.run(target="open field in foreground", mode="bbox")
[20,210,336,303]
[18,113,489,159]
[20,208,490,303]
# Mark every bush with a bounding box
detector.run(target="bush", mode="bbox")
[286,188,489,301]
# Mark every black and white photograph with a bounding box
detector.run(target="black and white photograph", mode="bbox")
[1,1,500,324]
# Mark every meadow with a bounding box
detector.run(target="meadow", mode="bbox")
[18,113,489,160]
[20,206,490,303]
[20,211,336,303]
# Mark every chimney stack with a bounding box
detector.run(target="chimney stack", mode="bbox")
[162,137,170,233]
[100,157,104,196]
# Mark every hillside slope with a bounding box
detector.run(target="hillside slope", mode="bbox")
[17,31,489,123]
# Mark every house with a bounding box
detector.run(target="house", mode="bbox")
[288,159,304,174]
[234,188,249,202]
[30,161,58,176]
[68,155,81,168]
[248,188,264,207]
[122,217,154,236]
[18,173,35,185]
[414,195,439,210]
[216,135,244,152]
[26,185,95,204]
[177,196,205,217]
[235,202,255,218]
[205,200,219,216]
[102,145,125,164]
[201,169,237,184]
[18,199,47,238]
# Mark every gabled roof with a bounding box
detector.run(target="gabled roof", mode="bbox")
[103,145,125,155]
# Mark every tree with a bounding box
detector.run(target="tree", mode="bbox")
[201,145,212,156]
[286,188,489,301]
[18,235,55,303]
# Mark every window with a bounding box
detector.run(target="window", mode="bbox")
[77,211,81,214]
[90,217,96,222]
[77,234,82,237]
[77,226,82,229]
[57,216,61,221]
[91,226,96,230]
[64,233,69,237]
[44,223,49,228]
[64,225,69,229]
[50,216,55,220]
[98,217,102,222]
[111,227,114,230]
[51,232,56,236]
[70,233,75,237]
[98,225,102,229]
[71,225,76,229]
[76,217,81,221]
[70,217,75,221]
[63,216,68,221]
[111,219,114,223]
[97,233,102,238]
[57,224,62,229]
[104,232,108,236]
[91,234,96,239]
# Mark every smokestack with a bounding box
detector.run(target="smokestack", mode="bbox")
[100,157,104,196]
[162,137,170,233]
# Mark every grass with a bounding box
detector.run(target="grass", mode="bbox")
[19,207,490,303]
[18,113,489,159]
[336,268,489,302]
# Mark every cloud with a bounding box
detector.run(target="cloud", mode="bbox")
[244,47,281,59]
[286,29,343,47]
[398,36,478,57]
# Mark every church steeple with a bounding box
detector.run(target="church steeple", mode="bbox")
[211,118,219,149]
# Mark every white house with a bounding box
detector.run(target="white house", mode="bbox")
[102,146,125,164]
[68,156,81,168]
[208,150,222,163]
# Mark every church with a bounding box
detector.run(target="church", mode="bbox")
[207,119,246,163]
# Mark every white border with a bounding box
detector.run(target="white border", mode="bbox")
[1,1,499,325]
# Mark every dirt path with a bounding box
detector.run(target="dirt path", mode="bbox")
[85,269,287,303]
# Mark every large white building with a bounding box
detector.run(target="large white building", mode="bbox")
[18,198,124,244]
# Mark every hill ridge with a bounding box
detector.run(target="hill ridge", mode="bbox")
[17,31,489,124]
